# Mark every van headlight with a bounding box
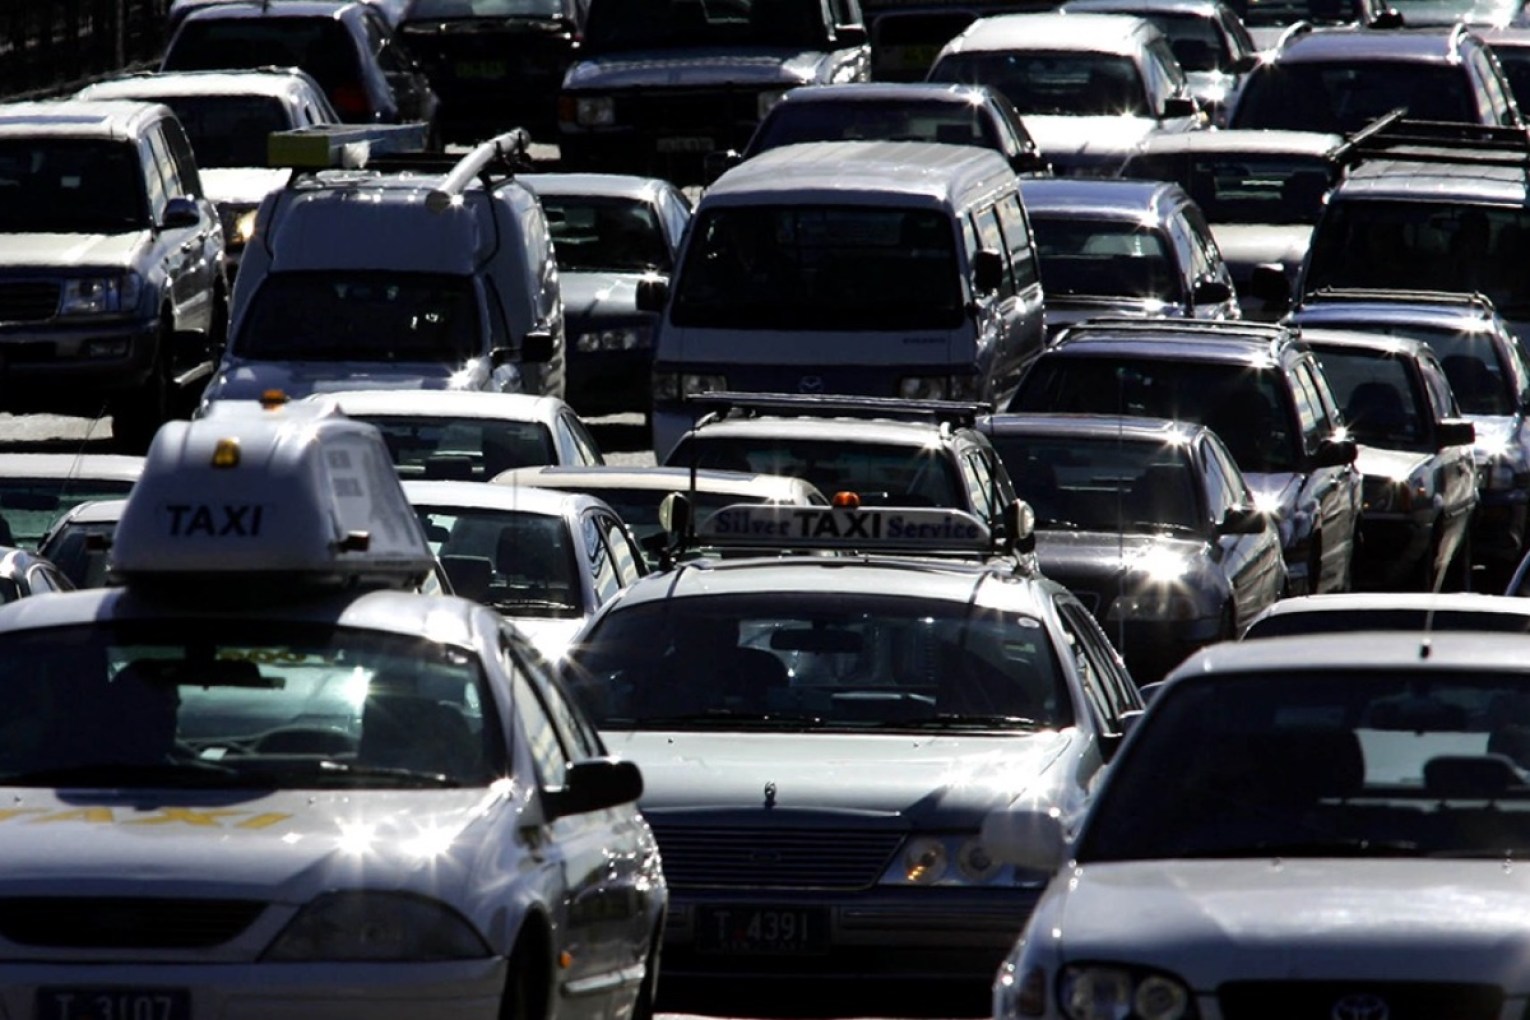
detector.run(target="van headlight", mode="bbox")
[59,273,142,317]
[653,371,727,401]
[262,891,490,961]
[1059,965,1194,1020]
[899,374,980,400]
[575,96,616,127]
[576,326,652,352]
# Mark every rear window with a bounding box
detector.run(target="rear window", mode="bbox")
[1030,214,1182,303]
[751,99,1001,154]
[1122,152,1335,226]
[929,51,1149,117]
[164,18,363,96]
[1231,62,1477,132]
[153,95,290,168]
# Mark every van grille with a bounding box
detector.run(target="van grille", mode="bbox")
[649,825,903,890]
[0,897,265,948]
[1217,982,1503,1020]
[0,282,59,323]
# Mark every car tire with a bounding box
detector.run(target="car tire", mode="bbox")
[111,315,174,454]
[498,931,550,1020]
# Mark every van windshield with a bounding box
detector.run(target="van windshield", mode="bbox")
[584,0,829,53]
[236,272,483,362]
[0,140,146,234]
[671,206,965,331]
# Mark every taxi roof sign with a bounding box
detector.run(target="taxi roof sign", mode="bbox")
[110,400,435,589]
[697,503,994,554]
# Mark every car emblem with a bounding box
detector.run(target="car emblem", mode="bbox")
[764,781,778,809]
[798,375,824,394]
[1331,994,1389,1020]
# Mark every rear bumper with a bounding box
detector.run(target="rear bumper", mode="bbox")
[0,320,160,414]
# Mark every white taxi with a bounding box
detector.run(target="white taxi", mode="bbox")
[0,399,664,1020]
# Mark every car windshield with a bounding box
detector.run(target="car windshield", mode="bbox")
[1237,0,1370,26]
[163,19,363,97]
[415,507,582,617]
[541,196,671,273]
[1318,324,1516,416]
[361,416,556,481]
[1146,12,1230,72]
[236,273,482,362]
[1075,667,1530,861]
[1015,358,1301,473]
[670,206,964,331]
[1312,348,1429,449]
[750,98,1002,154]
[0,479,134,548]
[1124,152,1334,225]
[990,435,1204,533]
[407,0,564,17]
[38,520,116,589]
[666,437,966,510]
[0,621,503,789]
[1493,47,1530,112]
[1386,0,1518,23]
[564,593,1071,731]
[1030,216,1182,303]
[1307,203,1530,320]
[1245,607,1530,638]
[929,52,1149,117]
[0,140,146,234]
[584,0,830,53]
[1231,63,1476,132]
[151,95,290,168]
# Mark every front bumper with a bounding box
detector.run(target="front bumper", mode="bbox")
[0,958,506,1020]
[660,886,1040,984]
[0,320,160,415]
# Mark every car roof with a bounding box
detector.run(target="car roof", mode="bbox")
[772,82,1001,106]
[48,498,130,528]
[0,100,169,140]
[1169,629,1530,677]
[400,479,598,517]
[1252,591,1530,619]
[179,0,360,23]
[1334,158,1530,205]
[517,172,675,201]
[494,465,821,500]
[1063,0,1227,18]
[1049,320,1298,365]
[1292,295,1503,333]
[1020,176,1188,218]
[1299,326,1437,358]
[317,390,569,423]
[704,141,1015,208]
[1128,128,1344,157]
[982,412,1206,444]
[1266,25,1472,64]
[676,415,965,447]
[77,68,320,101]
[0,454,145,482]
[941,11,1162,56]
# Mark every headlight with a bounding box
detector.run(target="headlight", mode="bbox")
[652,371,727,402]
[1106,591,1197,622]
[262,891,490,962]
[901,836,949,885]
[575,96,615,127]
[996,961,1049,1020]
[1059,965,1193,1020]
[575,326,652,352]
[898,374,980,400]
[59,273,142,316]
[233,209,258,247]
[880,834,1043,887]
[757,89,790,119]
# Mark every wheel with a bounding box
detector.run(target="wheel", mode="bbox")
[111,316,174,453]
[498,933,550,1020]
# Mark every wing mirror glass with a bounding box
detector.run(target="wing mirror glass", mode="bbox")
[160,196,201,231]
[973,249,1004,294]
[636,275,670,314]
[1313,436,1358,468]
[1436,418,1476,449]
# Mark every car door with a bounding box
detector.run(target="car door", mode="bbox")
[160,117,223,337]
[1419,351,1480,530]
[1201,433,1283,625]
[989,196,1047,399]
[1293,356,1361,591]
[139,127,192,331]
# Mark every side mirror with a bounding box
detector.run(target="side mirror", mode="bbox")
[973,249,1005,294]
[1004,498,1036,554]
[1012,150,1051,175]
[543,757,644,820]
[1312,436,1358,468]
[1436,418,1476,449]
[980,806,1067,871]
[1248,263,1292,312]
[1137,680,1167,704]
[1192,278,1233,307]
[636,275,670,314]
[521,329,555,364]
[659,491,694,545]
[1217,503,1266,535]
[1371,7,1405,26]
[703,149,743,184]
[160,196,201,231]
[1229,53,1259,74]
[834,22,868,46]
[1161,96,1198,120]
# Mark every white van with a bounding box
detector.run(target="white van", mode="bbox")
[639,140,1045,458]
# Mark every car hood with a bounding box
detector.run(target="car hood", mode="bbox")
[1355,444,1433,483]
[561,272,645,327]
[0,232,149,271]
[1037,531,1209,583]
[604,729,1076,827]
[204,358,491,403]
[1211,223,1312,280]
[199,167,293,208]
[0,786,502,901]
[1051,859,1530,983]
[506,616,586,664]
[565,49,828,89]
[1024,115,1160,165]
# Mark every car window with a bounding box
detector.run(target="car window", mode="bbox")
[541,195,672,273]
[929,51,1150,117]
[1199,437,1240,518]
[140,133,170,221]
[994,194,1038,290]
[962,449,997,521]
[1289,362,1326,454]
[598,514,645,587]
[160,118,204,198]
[1419,353,1459,418]
[1054,602,1121,728]
[1232,62,1480,133]
[506,646,573,787]
[419,506,583,617]
[1030,214,1183,303]
[1313,348,1430,449]
[973,206,1016,299]
[1205,433,1252,504]
[510,628,604,760]
[584,513,621,605]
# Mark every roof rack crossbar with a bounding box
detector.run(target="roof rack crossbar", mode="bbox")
[426,129,532,212]
[1058,318,1293,339]
[1301,287,1495,309]
[1333,113,1530,166]
[683,391,992,427]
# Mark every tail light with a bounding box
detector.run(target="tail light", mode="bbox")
[329,84,372,120]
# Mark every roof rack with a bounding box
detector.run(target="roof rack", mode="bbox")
[1056,317,1295,342]
[1300,287,1497,311]
[1330,112,1530,169]
[683,391,993,429]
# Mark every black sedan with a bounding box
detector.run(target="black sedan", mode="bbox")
[982,413,1285,682]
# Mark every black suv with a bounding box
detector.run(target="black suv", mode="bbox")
[0,100,227,451]
[1011,319,1363,595]
[557,0,871,182]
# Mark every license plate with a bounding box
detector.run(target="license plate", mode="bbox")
[655,136,715,154]
[36,988,190,1020]
[456,59,506,80]
[695,906,829,955]
[882,44,941,71]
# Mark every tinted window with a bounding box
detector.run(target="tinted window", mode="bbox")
[1244,608,1530,639]
[416,506,582,617]
[540,195,671,273]
[666,436,965,508]
[0,140,146,233]
[585,0,830,53]
[751,98,1003,154]
[929,51,1149,117]
[408,0,565,14]
[359,415,556,480]
[165,19,364,96]
[1125,153,1335,226]
[154,95,290,168]
[1030,215,1183,303]
[1232,62,1479,132]
[1312,347,1429,449]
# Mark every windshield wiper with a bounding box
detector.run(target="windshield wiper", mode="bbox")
[242,760,460,788]
[0,760,262,789]
[1184,837,1421,859]
[1128,520,1200,536]
[1036,517,1083,530]
[881,714,1042,730]
[619,711,824,729]
[491,597,576,613]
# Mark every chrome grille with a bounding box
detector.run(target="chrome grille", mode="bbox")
[650,826,903,890]
[1218,982,1502,1020]
[0,897,265,949]
[0,282,58,323]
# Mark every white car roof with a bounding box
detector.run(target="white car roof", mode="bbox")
[315,389,570,425]
[494,465,822,501]
[402,479,598,517]
[939,11,1160,57]
[0,454,145,483]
